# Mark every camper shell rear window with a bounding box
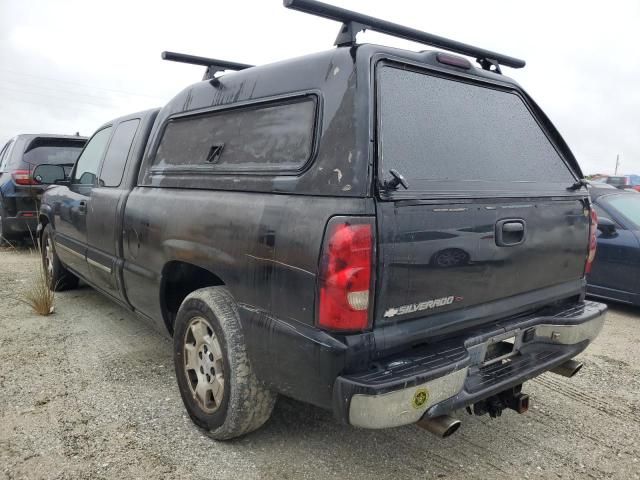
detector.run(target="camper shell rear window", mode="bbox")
[377,63,577,196]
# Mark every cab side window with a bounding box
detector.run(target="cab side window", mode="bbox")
[98,119,140,187]
[72,127,112,185]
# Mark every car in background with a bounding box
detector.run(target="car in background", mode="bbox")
[0,134,87,245]
[587,186,640,305]
[595,175,640,192]
[605,176,631,188]
[586,181,617,190]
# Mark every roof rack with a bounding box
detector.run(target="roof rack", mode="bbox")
[161,51,254,80]
[283,0,525,72]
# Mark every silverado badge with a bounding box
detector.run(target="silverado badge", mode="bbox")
[384,296,463,318]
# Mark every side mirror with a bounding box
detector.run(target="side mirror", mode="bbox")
[32,164,66,185]
[597,217,617,235]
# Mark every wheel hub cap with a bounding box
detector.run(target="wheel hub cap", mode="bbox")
[183,317,224,413]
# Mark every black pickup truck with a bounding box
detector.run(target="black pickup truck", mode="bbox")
[37,0,606,440]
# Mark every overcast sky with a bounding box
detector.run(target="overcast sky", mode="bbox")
[1,0,638,175]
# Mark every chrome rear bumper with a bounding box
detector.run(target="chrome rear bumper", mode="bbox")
[336,301,606,429]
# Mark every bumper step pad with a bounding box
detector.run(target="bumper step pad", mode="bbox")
[466,349,560,393]
[346,343,468,391]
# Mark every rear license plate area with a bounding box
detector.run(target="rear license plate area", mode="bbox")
[483,334,517,366]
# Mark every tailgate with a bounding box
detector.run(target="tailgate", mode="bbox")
[375,198,589,324]
[374,61,589,328]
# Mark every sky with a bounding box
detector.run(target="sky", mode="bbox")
[0,0,638,176]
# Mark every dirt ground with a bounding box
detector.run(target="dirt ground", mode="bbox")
[1,247,639,480]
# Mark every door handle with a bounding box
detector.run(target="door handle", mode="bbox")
[78,200,87,214]
[496,219,526,246]
[502,222,524,233]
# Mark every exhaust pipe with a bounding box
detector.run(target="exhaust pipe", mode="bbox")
[550,359,583,378]
[417,415,461,438]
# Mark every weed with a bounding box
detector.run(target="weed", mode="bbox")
[20,228,55,315]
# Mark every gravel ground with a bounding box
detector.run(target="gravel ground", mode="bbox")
[1,247,639,480]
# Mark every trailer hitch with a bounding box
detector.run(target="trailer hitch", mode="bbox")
[467,385,530,418]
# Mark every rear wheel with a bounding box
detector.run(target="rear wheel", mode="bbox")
[0,210,19,247]
[0,215,7,247]
[41,225,79,291]
[173,286,276,440]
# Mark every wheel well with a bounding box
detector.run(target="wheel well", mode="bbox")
[160,261,225,335]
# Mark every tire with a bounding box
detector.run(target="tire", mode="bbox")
[0,216,9,247]
[0,209,19,247]
[173,286,277,440]
[41,224,79,291]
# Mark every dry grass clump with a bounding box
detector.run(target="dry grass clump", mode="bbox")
[21,261,55,315]
[18,231,55,316]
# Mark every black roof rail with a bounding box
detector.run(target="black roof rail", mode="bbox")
[283,0,525,72]
[161,51,254,80]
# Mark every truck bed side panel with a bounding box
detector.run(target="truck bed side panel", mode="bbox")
[122,188,373,406]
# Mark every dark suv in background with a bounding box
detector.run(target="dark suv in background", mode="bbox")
[0,134,86,244]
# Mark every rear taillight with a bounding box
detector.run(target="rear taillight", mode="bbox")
[318,218,374,332]
[585,208,598,275]
[11,169,37,185]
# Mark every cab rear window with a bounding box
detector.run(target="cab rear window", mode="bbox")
[377,65,575,194]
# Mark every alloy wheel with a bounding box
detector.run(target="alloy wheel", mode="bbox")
[183,316,225,413]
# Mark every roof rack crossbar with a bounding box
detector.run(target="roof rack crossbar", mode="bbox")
[161,51,254,80]
[283,0,525,70]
